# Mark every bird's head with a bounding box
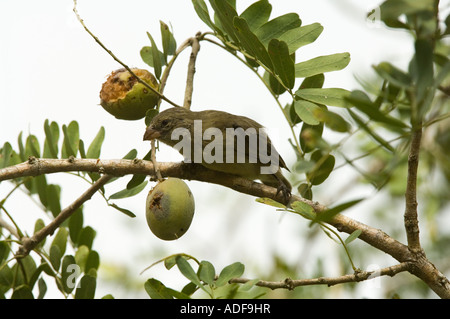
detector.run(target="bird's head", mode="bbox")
[143,107,192,146]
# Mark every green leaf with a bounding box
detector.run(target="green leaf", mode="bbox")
[198,260,216,286]
[314,198,363,224]
[51,227,68,256]
[239,0,272,31]
[49,245,62,271]
[296,88,351,108]
[147,32,162,79]
[411,38,434,117]
[254,13,301,47]
[215,262,244,287]
[181,282,198,296]
[61,255,78,293]
[0,263,13,287]
[164,255,178,270]
[127,174,147,190]
[294,99,321,125]
[109,203,136,218]
[78,139,87,159]
[86,126,105,159]
[74,245,89,272]
[176,256,205,291]
[314,109,351,133]
[192,0,217,31]
[345,229,362,245]
[25,134,40,158]
[43,119,59,158]
[78,226,96,250]
[62,121,79,158]
[33,219,46,248]
[68,207,84,245]
[233,17,273,69]
[140,46,166,68]
[300,73,325,89]
[255,197,286,209]
[46,184,62,218]
[268,39,295,89]
[346,90,408,129]
[145,278,173,299]
[122,149,138,160]
[295,53,350,78]
[210,0,240,43]
[85,250,100,273]
[263,70,285,95]
[11,286,34,299]
[291,201,315,219]
[347,109,395,152]
[0,241,10,264]
[1,142,12,168]
[279,23,323,54]
[75,274,96,299]
[160,21,177,60]
[37,277,47,299]
[34,174,48,207]
[307,150,335,185]
[239,278,260,291]
[380,0,434,22]
[109,181,148,199]
[373,62,411,89]
[297,183,313,200]
[300,122,324,154]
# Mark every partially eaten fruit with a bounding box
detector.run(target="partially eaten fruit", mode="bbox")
[100,68,159,120]
[145,178,195,240]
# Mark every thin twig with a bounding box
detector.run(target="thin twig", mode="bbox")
[230,262,412,290]
[15,174,113,257]
[404,128,423,252]
[183,32,202,109]
[0,216,20,239]
[150,140,163,181]
[72,0,181,108]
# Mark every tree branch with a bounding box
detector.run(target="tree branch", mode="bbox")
[183,32,202,109]
[230,262,412,290]
[15,174,113,257]
[1,157,450,297]
[404,128,422,252]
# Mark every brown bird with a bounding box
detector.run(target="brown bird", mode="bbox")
[144,107,291,199]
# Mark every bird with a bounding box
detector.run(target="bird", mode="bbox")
[143,107,291,200]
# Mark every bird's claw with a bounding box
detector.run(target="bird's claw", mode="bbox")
[275,183,291,204]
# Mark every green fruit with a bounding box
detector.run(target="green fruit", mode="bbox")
[99,68,160,120]
[145,178,195,241]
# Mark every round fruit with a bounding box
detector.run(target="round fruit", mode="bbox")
[99,68,160,120]
[145,178,195,240]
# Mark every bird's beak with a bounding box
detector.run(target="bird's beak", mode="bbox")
[143,126,161,141]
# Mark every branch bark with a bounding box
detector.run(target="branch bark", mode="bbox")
[1,157,449,297]
[230,262,412,290]
[404,128,422,252]
[183,32,202,109]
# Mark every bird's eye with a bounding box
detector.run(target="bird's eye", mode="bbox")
[161,119,169,127]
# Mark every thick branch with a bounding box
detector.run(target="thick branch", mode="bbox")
[2,157,450,297]
[0,157,406,258]
[230,262,412,290]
